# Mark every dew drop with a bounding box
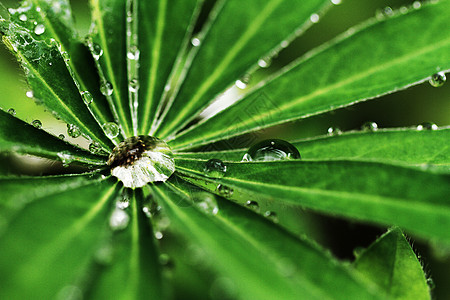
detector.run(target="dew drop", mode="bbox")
[192,192,219,215]
[361,121,378,132]
[129,78,139,92]
[242,139,300,162]
[108,135,175,188]
[310,13,320,23]
[91,43,103,60]
[109,208,129,230]
[26,90,34,98]
[417,122,438,131]
[264,211,278,223]
[67,124,81,138]
[127,45,140,60]
[31,119,42,129]
[100,81,113,96]
[245,200,260,212]
[327,127,342,136]
[191,36,201,47]
[429,71,446,87]
[427,278,436,290]
[81,91,94,104]
[235,74,251,89]
[258,56,272,68]
[103,122,120,139]
[216,184,233,197]
[155,231,164,240]
[89,141,102,154]
[204,159,227,178]
[19,14,27,21]
[331,0,342,5]
[413,1,422,9]
[7,108,16,116]
[34,24,45,35]
[382,6,393,16]
[59,134,65,140]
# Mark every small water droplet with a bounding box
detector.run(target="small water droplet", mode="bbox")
[264,211,278,223]
[192,192,219,215]
[127,45,140,60]
[81,91,94,104]
[245,200,260,212]
[429,72,446,87]
[280,40,289,48]
[242,139,300,162]
[361,121,378,132]
[26,90,34,98]
[67,124,81,138]
[327,126,342,136]
[191,36,201,47]
[19,14,27,21]
[59,134,65,140]
[417,122,438,131]
[91,43,103,60]
[103,122,120,139]
[155,231,164,239]
[129,78,139,92]
[32,119,42,129]
[331,0,342,5]
[216,184,233,197]
[89,141,102,154]
[34,24,45,35]
[100,81,113,96]
[258,56,272,68]
[235,74,251,89]
[7,108,16,116]
[413,1,421,9]
[109,208,129,230]
[310,13,320,23]
[427,278,436,290]
[204,159,227,178]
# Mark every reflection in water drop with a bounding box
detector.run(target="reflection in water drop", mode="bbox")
[429,72,446,87]
[67,124,81,138]
[216,184,233,197]
[100,81,114,96]
[204,159,227,178]
[32,119,42,129]
[89,141,102,154]
[242,139,300,162]
[81,91,94,105]
[7,108,16,116]
[103,122,120,139]
[58,134,65,140]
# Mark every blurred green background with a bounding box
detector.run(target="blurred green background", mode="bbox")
[0,0,448,298]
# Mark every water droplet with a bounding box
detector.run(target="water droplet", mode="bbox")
[34,24,45,35]
[235,74,250,89]
[103,122,120,139]
[361,121,378,132]
[100,81,113,96]
[327,127,342,136]
[127,45,140,60]
[427,278,436,290]
[109,208,129,230]
[58,134,65,140]
[108,136,175,188]
[264,211,278,223]
[81,91,94,104]
[429,71,446,87]
[413,1,421,9]
[159,253,174,269]
[191,36,201,47]
[155,231,164,239]
[192,192,219,215]
[310,13,320,23]
[242,139,300,162]
[129,78,139,92]
[245,200,260,212]
[91,43,103,60]
[89,141,102,154]
[67,124,81,138]
[7,108,16,116]
[19,14,27,21]
[258,56,272,68]
[26,90,34,98]
[204,159,227,178]
[331,0,342,5]
[31,119,42,129]
[216,184,233,197]
[382,6,393,16]
[417,122,438,131]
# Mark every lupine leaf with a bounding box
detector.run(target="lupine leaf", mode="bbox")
[175,158,450,243]
[151,179,383,300]
[353,228,430,300]
[169,1,450,150]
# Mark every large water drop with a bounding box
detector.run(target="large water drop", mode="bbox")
[204,159,227,178]
[242,139,300,162]
[429,72,446,87]
[67,124,81,138]
[103,122,120,139]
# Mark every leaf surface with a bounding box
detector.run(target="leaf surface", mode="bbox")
[353,228,430,300]
[170,1,450,150]
[150,179,383,300]
[175,158,450,243]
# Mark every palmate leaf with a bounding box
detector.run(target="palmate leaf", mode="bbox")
[168,1,450,150]
[175,127,450,170]
[353,228,430,300]
[151,179,383,300]
[175,158,450,243]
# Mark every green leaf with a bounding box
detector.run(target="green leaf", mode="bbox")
[175,158,450,243]
[154,0,331,138]
[137,0,201,134]
[353,228,430,300]
[89,0,133,136]
[174,128,450,171]
[151,179,383,300]
[0,109,107,165]
[88,189,164,300]
[169,1,450,150]
[0,18,114,151]
[0,175,117,299]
